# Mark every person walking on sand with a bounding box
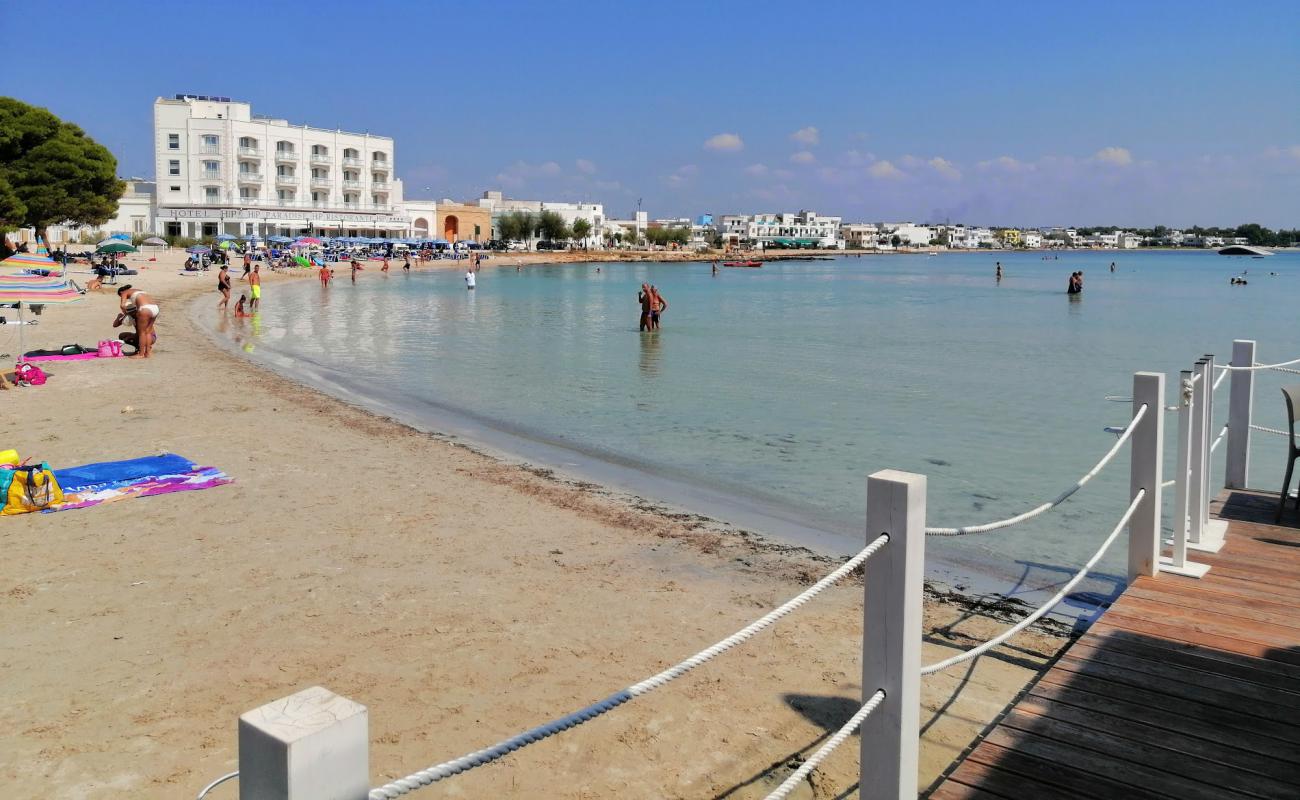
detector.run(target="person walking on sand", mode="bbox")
[650,285,667,330]
[217,263,232,311]
[240,256,251,282]
[638,283,653,331]
[249,264,262,309]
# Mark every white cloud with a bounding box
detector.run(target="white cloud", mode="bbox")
[978,155,1028,172]
[790,126,820,146]
[929,157,961,180]
[743,163,769,177]
[703,132,744,152]
[790,151,816,165]
[495,159,564,188]
[538,161,561,175]
[575,159,597,174]
[868,160,905,179]
[664,164,699,187]
[899,154,925,169]
[1094,146,1133,166]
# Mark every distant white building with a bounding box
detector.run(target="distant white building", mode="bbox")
[883,223,934,247]
[840,223,880,249]
[715,211,843,248]
[152,95,409,240]
[1022,231,1043,249]
[476,190,605,248]
[1120,232,1142,249]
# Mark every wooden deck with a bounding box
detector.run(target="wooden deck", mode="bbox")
[928,488,1300,800]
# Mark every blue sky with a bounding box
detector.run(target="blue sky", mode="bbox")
[8,0,1299,226]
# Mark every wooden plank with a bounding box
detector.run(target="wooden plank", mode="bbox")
[1124,581,1300,630]
[1051,654,1296,723]
[1034,669,1300,746]
[1061,641,1300,709]
[1081,624,1300,690]
[1110,594,1300,639]
[998,707,1297,798]
[947,757,1091,800]
[929,777,1008,800]
[982,725,1258,800]
[962,741,1169,800]
[1100,608,1300,665]
[1027,676,1300,766]
[1016,694,1300,788]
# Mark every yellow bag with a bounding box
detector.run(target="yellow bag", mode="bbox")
[2,464,64,515]
[0,449,18,466]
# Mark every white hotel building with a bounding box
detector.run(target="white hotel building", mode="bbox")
[153,95,410,239]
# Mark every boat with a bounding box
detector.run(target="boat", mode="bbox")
[722,260,763,268]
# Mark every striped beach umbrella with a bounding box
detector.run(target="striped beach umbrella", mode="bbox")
[0,273,84,366]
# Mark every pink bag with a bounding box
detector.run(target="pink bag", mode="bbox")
[14,362,47,386]
[98,340,114,357]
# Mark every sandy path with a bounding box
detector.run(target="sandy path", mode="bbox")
[0,251,1065,798]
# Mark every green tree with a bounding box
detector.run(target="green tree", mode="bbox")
[0,97,123,240]
[571,217,592,244]
[537,210,569,242]
[496,211,535,246]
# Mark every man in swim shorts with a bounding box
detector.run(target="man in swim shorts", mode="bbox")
[249,264,262,309]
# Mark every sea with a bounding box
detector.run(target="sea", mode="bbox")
[200,249,1299,617]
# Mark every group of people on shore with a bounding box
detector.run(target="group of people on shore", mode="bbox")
[215,262,260,317]
[638,284,668,331]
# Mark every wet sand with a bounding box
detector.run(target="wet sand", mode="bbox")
[1,250,1068,798]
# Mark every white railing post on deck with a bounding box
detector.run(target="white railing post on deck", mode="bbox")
[1162,370,1208,577]
[1225,339,1256,489]
[861,470,925,800]
[1188,359,1208,547]
[1190,356,1228,553]
[239,686,369,800]
[1129,372,1164,582]
[1201,354,1216,531]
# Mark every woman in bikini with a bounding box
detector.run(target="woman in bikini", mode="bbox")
[115,285,160,358]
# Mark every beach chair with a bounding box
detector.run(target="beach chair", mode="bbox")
[1277,385,1300,523]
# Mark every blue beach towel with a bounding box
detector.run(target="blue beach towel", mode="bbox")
[53,453,197,495]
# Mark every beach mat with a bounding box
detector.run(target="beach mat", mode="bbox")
[48,453,232,511]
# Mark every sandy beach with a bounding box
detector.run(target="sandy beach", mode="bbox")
[1,250,1068,799]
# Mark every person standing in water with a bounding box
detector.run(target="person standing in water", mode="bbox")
[249,265,262,309]
[649,285,667,330]
[1110,261,1116,273]
[465,269,476,290]
[217,263,232,311]
[638,283,653,331]
[350,259,360,284]
[995,262,1003,282]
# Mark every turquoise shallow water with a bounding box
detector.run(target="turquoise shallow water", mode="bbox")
[211,250,1299,602]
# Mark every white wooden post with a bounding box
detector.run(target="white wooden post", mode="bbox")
[861,469,925,800]
[1129,372,1164,582]
[239,686,369,800]
[1190,357,1229,553]
[1225,339,1256,489]
[1187,359,1207,546]
[1161,370,1208,577]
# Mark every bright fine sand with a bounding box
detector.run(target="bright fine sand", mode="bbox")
[1,250,1067,799]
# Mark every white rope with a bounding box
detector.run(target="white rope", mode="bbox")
[195,771,238,799]
[921,489,1146,675]
[366,534,891,799]
[1217,356,1300,371]
[1213,369,1228,391]
[1270,365,1300,376]
[1210,424,1228,453]
[1161,479,1176,489]
[762,689,887,800]
[1251,424,1292,438]
[926,404,1147,536]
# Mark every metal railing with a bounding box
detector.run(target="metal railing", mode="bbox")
[310,153,331,165]
[238,147,261,157]
[237,172,263,183]
[274,150,297,161]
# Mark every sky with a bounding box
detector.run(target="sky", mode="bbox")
[7,0,1299,227]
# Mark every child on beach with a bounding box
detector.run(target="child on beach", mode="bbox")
[233,294,251,317]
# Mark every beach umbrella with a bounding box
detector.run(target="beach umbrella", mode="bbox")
[186,245,211,254]
[0,249,63,276]
[295,236,323,246]
[267,235,293,243]
[142,236,168,246]
[293,255,312,268]
[216,240,237,250]
[96,241,138,255]
[0,273,85,369]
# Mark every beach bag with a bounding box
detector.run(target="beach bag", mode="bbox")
[13,362,47,386]
[2,462,63,515]
[98,340,114,358]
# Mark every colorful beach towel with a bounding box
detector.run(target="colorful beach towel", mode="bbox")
[47,453,231,512]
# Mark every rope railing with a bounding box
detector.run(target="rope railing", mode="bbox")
[1251,423,1292,438]
[1217,356,1300,371]
[1268,365,1300,376]
[921,489,1145,675]
[366,533,891,799]
[195,771,238,800]
[762,689,887,800]
[925,404,1147,536]
[1213,369,1228,391]
[1209,424,1229,453]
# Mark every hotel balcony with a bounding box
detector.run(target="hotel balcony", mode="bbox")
[310,154,331,165]
[342,180,362,190]
[370,161,389,172]
[275,175,297,186]
[275,150,297,162]
[238,146,261,157]
[310,177,331,188]
[201,170,221,180]
[200,145,221,155]
[238,172,264,184]
[371,181,389,190]
[342,157,363,168]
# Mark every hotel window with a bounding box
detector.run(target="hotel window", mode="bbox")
[239,136,257,149]
[202,135,219,147]
[167,133,180,149]
[166,222,181,237]
[312,191,326,202]
[239,187,258,200]
[312,168,327,178]
[277,165,294,177]
[371,194,381,205]
[311,144,328,156]
[278,189,294,201]
[169,185,180,192]
[202,160,219,178]
[204,187,220,202]
[168,160,180,176]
